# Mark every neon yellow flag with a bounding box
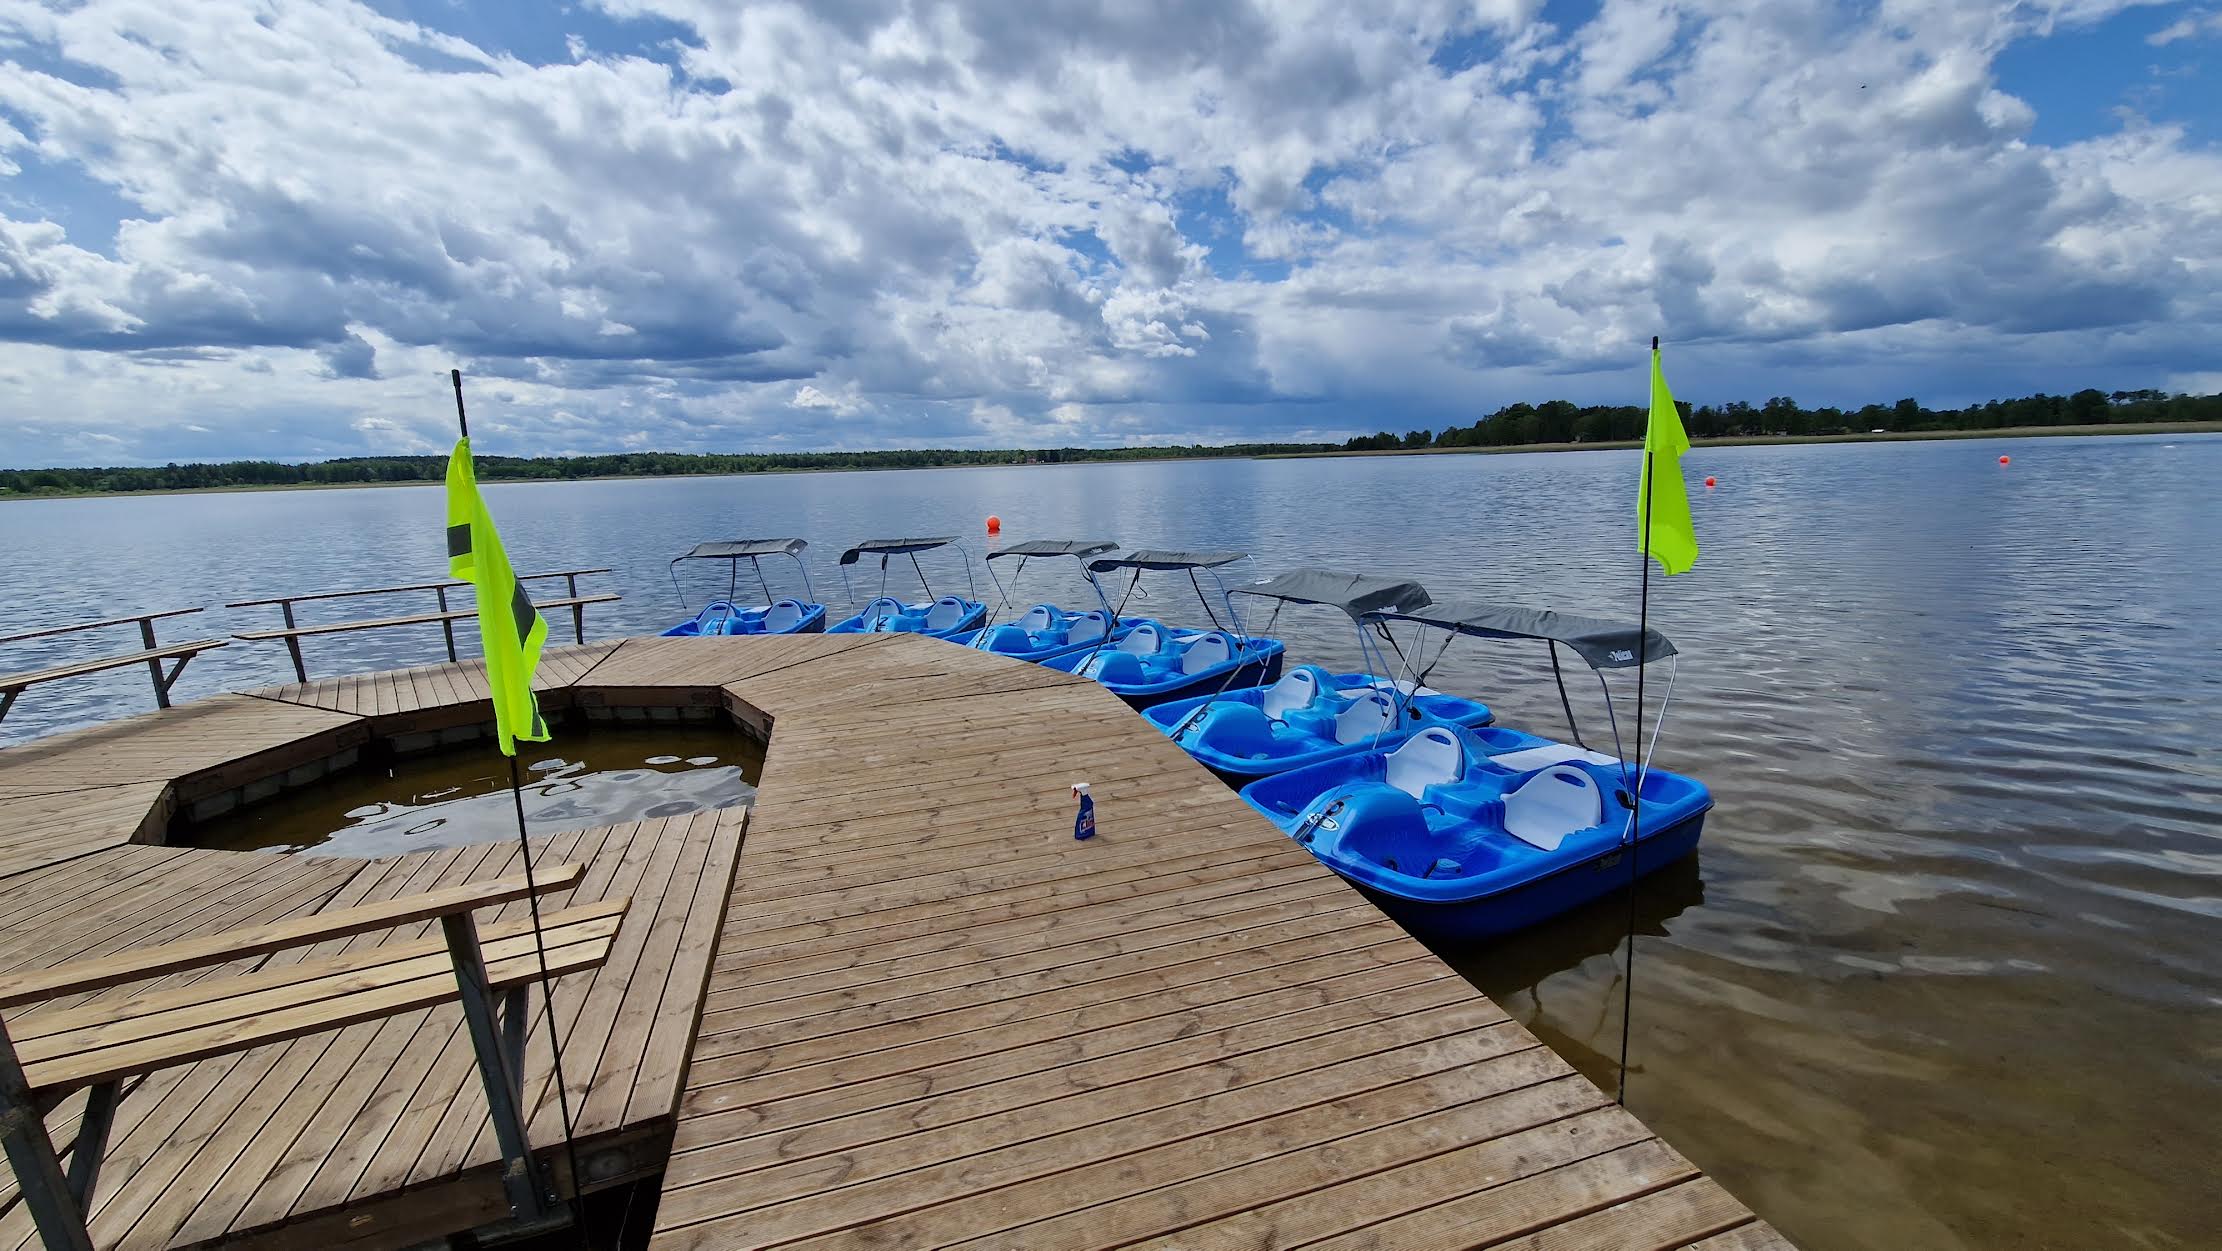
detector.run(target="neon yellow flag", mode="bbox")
[1639,347,1699,575]
[446,437,550,755]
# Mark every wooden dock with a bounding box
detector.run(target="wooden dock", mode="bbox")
[0,633,1788,1250]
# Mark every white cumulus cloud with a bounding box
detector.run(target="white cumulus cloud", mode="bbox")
[0,0,2213,464]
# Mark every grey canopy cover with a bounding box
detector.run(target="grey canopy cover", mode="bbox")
[1233,569,1433,619]
[677,538,807,560]
[987,539,1119,561]
[1087,549,1247,573]
[838,537,959,565]
[1371,602,1677,670]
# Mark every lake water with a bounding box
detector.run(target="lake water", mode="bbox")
[4,434,2219,1249]
[187,723,763,858]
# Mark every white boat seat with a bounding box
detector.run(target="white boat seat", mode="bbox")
[923,597,969,631]
[1259,669,1320,719]
[1018,604,1057,631]
[1384,727,1464,800]
[1117,622,1166,654]
[1181,632,1234,675]
[1066,611,1110,644]
[1501,764,1604,852]
[763,599,806,632]
[1487,743,1622,772]
[862,597,905,629]
[1332,691,1397,744]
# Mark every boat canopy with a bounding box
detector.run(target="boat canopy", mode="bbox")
[1369,602,1675,670]
[676,538,807,560]
[987,539,1119,561]
[838,536,960,565]
[1087,549,1248,573]
[669,537,814,609]
[1233,570,1432,620]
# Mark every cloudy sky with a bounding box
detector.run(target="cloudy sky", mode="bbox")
[1,0,2217,465]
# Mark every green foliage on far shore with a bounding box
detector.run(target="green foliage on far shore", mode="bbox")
[0,442,1336,496]
[5,388,2218,496]
[1342,388,2222,451]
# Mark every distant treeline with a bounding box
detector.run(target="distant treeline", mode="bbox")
[0,442,1334,495]
[5,388,2217,495]
[1342,388,2222,450]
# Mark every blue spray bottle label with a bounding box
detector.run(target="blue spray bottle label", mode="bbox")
[1072,783,1096,841]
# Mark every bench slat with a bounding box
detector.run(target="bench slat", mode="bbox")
[0,862,585,1009]
[0,609,203,647]
[17,906,626,1071]
[0,639,228,692]
[224,569,612,609]
[23,917,621,1092]
[232,595,621,642]
[12,901,629,1056]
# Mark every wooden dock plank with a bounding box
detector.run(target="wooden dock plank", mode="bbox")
[246,641,624,718]
[646,633,1780,1251]
[982,1094,1650,1250]
[0,632,1779,1251]
[0,781,170,880]
[0,695,362,796]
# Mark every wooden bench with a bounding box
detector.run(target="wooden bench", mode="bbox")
[227,569,621,682]
[0,611,227,725]
[0,860,624,1250]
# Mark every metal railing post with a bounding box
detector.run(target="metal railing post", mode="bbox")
[64,1082,118,1211]
[278,600,308,683]
[435,586,460,662]
[564,574,584,644]
[439,912,552,1222]
[136,615,170,709]
[0,1019,96,1251]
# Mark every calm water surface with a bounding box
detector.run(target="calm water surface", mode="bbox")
[4,435,2219,1249]
[188,724,762,858]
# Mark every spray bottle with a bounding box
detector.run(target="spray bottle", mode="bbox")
[1072,782,1096,841]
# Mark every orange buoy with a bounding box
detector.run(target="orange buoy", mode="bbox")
[1704,476,1716,488]
[986,514,1002,534]
[1998,455,2010,465]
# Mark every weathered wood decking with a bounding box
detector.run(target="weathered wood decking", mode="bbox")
[0,634,1788,1250]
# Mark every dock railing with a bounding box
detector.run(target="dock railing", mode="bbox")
[0,609,228,724]
[228,568,620,682]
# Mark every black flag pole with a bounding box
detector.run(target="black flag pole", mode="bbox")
[450,370,588,1237]
[1616,338,1658,1107]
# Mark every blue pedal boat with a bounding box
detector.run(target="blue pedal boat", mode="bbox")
[660,538,827,636]
[1141,570,1494,784]
[826,536,988,638]
[1041,550,1285,708]
[945,539,1145,662]
[1240,602,1709,941]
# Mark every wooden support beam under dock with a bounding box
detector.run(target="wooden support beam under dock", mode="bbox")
[0,634,1790,1250]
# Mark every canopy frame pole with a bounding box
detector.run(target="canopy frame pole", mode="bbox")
[1353,617,1408,747]
[1071,567,1143,677]
[908,552,934,600]
[751,555,773,606]
[1081,561,1118,623]
[1207,564,1249,640]
[1188,570,1225,632]
[1114,570,1142,616]
[1548,642,1586,748]
[985,556,1021,616]
[668,557,691,610]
